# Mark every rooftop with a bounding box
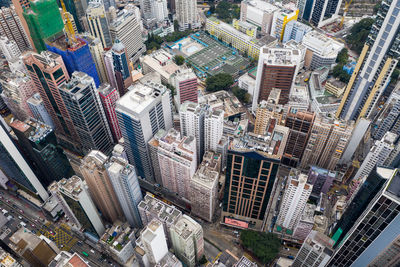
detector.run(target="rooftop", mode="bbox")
[98,83,117,97]
[235,256,257,267]
[260,47,300,66]
[173,215,201,240]
[244,0,279,13]
[199,91,245,118]
[10,119,53,143]
[326,78,347,88]
[53,176,85,200]
[303,31,344,56]
[27,93,43,106]
[100,221,134,252]
[138,193,182,225]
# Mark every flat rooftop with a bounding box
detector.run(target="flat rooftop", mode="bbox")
[244,0,279,13]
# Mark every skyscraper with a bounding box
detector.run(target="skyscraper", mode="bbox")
[111,40,132,96]
[180,102,206,164]
[171,68,198,106]
[336,0,400,121]
[277,170,313,230]
[10,119,73,188]
[309,0,342,27]
[0,6,31,52]
[23,0,64,52]
[106,156,143,228]
[282,108,315,167]
[27,93,55,128]
[98,83,122,142]
[59,72,114,155]
[148,129,167,186]
[115,81,173,182]
[0,36,21,62]
[373,88,400,140]
[48,176,105,238]
[86,1,112,48]
[109,7,146,62]
[84,35,108,84]
[80,150,124,223]
[175,0,200,30]
[23,51,80,151]
[139,219,169,265]
[252,47,300,110]
[205,109,224,153]
[329,167,400,266]
[157,128,197,199]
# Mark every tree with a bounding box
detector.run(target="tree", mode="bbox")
[205,73,234,92]
[174,20,179,31]
[240,230,281,264]
[336,48,349,64]
[346,18,375,54]
[174,55,185,65]
[232,86,251,104]
[199,255,208,265]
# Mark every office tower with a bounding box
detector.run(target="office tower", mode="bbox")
[111,40,132,96]
[152,0,168,22]
[104,50,117,89]
[329,167,400,266]
[138,193,182,245]
[282,108,315,167]
[222,138,281,230]
[0,36,21,61]
[309,0,342,27]
[106,156,143,227]
[271,7,298,41]
[86,1,112,48]
[148,129,167,186]
[80,150,124,223]
[27,93,55,128]
[204,109,224,153]
[292,231,334,267]
[84,35,108,84]
[180,102,206,164]
[0,121,49,201]
[116,81,173,182]
[10,119,73,188]
[190,151,220,222]
[282,20,312,43]
[0,70,36,121]
[277,170,313,230]
[300,116,353,170]
[23,51,82,150]
[373,88,400,140]
[59,72,114,155]
[157,129,196,199]
[353,132,396,181]
[175,0,199,30]
[170,215,204,267]
[98,83,122,142]
[253,47,300,110]
[171,68,198,106]
[337,0,400,121]
[48,176,105,237]
[140,219,169,265]
[292,203,315,240]
[23,0,64,52]
[367,235,400,267]
[307,166,335,196]
[339,118,371,164]
[240,0,278,35]
[0,6,31,52]
[109,7,146,62]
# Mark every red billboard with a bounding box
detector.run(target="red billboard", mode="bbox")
[224,217,249,228]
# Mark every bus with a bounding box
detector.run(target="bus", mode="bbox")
[82,252,89,257]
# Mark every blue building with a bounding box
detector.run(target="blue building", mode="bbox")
[283,20,312,43]
[343,61,356,75]
[112,40,131,96]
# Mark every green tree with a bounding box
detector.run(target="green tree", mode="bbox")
[336,48,349,64]
[240,230,281,264]
[232,86,251,103]
[199,255,208,265]
[346,18,375,54]
[174,20,179,31]
[174,55,185,65]
[205,73,234,92]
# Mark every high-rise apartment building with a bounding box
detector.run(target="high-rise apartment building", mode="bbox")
[0,6,31,52]
[98,83,122,142]
[86,1,112,48]
[109,7,145,62]
[292,203,316,241]
[373,88,400,140]
[80,150,124,223]
[111,40,132,96]
[48,176,105,238]
[175,0,200,30]
[23,0,64,52]
[337,0,400,121]
[27,93,55,128]
[59,72,114,155]
[292,230,334,267]
[353,132,396,181]
[139,219,169,265]
[0,70,36,121]
[0,122,49,201]
[106,156,143,227]
[10,119,73,188]
[84,35,108,84]
[270,6,299,41]
[300,116,353,170]
[205,109,224,153]
[116,81,173,182]
[254,90,284,135]
[240,0,278,35]
[253,47,300,110]
[329,167,400,266]
[170,215,204,267]
[190,151,220,222]
[277,170,313,230]
[171,68,198,106]
[367,235,400,267]
[0,36,21,62]
[180,102,206,164]
[152,0,168,22]
[157,129,196,199]
[282,20,312,43]
[148,129,167,186]
[282,108,315,167]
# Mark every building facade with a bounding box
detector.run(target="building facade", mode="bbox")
[98,83,122,142]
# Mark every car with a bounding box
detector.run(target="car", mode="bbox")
[90,250,95,254]
[287,256,294,260]
[19,209,23,213]
[285,247,290,251]
[31,224,35,228]
[18,216,23,220]
[6,200,9,203]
